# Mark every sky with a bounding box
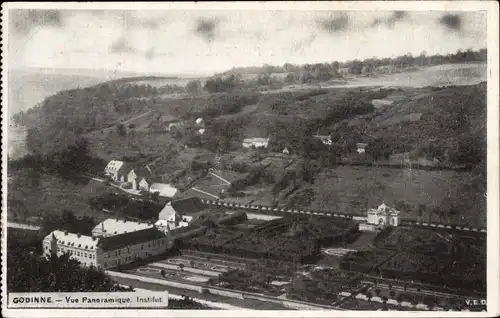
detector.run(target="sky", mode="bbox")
[7,8,487,76]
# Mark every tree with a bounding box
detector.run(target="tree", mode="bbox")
[284,73,295,84]
[186,80,202,94]
[417,204,426,222]
[349,60,363,75]
[160,269,166,277]
[116,124,126,137]
[178,264,185,271]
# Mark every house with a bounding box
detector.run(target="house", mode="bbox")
[127,169,138,189]
[282,147,290,155]
[127,167,153,191]
[313,135,332,146]
[104,160,129,182]
[198,128,206,135]
[138,177,152,192]
[150,183,178,198]
[43,227,168,269]
[242,138,269,149]
[92,219,153,238]
[357,143,368,154]
[157,198,199,231]
[195,118,204,125]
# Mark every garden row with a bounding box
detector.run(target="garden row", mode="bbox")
[181,216,357,262]
[339,226,486,292]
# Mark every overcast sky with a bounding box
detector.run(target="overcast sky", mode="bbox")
[8,9,487,75]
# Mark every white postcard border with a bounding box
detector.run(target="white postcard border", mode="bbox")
[1,1,499,317]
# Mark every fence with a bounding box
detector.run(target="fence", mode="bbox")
[199,199,486,233]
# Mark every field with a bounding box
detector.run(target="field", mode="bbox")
[7,171,117,222]
[323,63,486,89]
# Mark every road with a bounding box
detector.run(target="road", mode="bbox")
[7,222,41,231]
[86,111,153,135]
[108,274,289,310]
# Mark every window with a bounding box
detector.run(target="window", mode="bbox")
[77,252,80,256]
[84,253,88,258]
[45,246,48,250]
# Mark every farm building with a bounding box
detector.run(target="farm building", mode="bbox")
[242,138,270,149]
[157,199,196,231]
[104,160,129,182]
[127,168,153,191]
[356,143,368,154]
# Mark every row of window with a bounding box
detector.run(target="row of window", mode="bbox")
[57,247,95,259]
[105,239,165,258]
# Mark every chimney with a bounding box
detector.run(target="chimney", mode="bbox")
[77,233,82,238]
[64,231,68,236]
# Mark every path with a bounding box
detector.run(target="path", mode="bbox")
[191,187,220,200]
[209,171,231,185]
[86,111,152,135]
[80,174,141,196]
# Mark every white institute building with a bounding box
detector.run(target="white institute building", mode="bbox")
[43,220,168,269]
[359,203,400,231]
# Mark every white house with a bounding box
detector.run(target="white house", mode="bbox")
[313,135,332,146]
[104,160,129,182]
[43,227,167,269]
[195,118,204,125]
[127,169,138,190]
[138,177,151,192]
[91,219,153,238]
[150,183,178,198]
[282,147,290,155]
[157,202,193,231]
[242,138,269,149]
[367,203,400,226]
[357,143,368,154]
[127,168,152,191]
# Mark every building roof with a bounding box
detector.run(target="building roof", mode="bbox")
[368,203,400,215]
[150,183,178,197]
[92,219,153,237]
[105,160,125,172]
[159,196,206,220]
[243,138,269,143]
[48,230,98,250]
[159,203,178,221]
[97,227,166,251]
[171,197,205,214]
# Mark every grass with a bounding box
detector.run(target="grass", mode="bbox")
[308,166,485,227]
